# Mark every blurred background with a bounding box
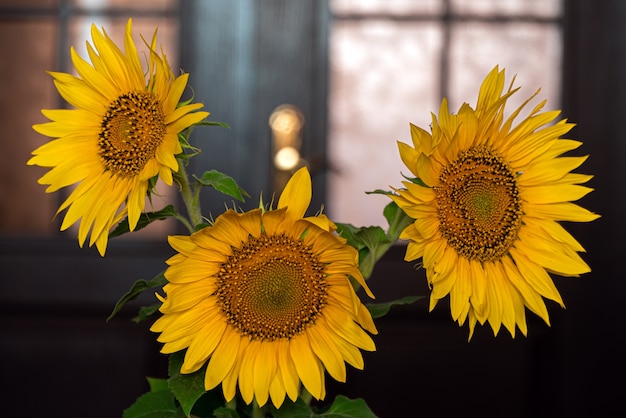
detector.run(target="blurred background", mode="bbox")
[0,0,623,416]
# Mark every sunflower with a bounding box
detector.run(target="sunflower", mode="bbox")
[28,19,209,255]
[150,167,377,408]
[390,66,599,338]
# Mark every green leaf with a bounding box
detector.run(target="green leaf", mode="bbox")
[168,351,211,417]
[133,303,162,323]
[191,393,234,418]
[337,224,391,259]
[107,272,167,321]
[110,205,179,238]
[271,398,314,418]
[335,223,367,251]
[122,390,186,418]
[320,396,378,418]
[211,407,241,418]
[272,395,377,418]
[366,295,424,319]
[351,226,392,280]
[353,226,391,253]
[147,377,169,393]
[338,201,414,282]
[195,170,249,202]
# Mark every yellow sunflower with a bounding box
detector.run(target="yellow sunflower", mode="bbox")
[390,66,599,338]
[150,167,377,408]
[28,19,209,255]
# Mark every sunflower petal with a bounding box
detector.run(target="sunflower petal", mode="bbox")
[278,166,311,220]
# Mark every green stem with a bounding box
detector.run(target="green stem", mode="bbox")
[172,212,194,233]
[174,159,203,231]
[225,398,237,410]
[300,388,313,406]
[251,401,266,418]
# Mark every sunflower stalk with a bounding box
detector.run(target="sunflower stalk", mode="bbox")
[174,157,203,232]
[299,388,313,406]
[251,401,266,418]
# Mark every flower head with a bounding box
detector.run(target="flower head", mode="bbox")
[151,167,377,408]
[391,66,599,338]
[28,19,209,255]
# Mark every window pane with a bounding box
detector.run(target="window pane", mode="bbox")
[72,0,178,11]
[327,1,563,228]
[327,21,443,227]
[0,0,57,7]
[448,22,562,112]
[450,0,562,17]
[0,19,59,234]
[331,0,442,15]
[69,16,180,68]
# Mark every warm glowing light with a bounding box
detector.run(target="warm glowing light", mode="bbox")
[274,146,301,170]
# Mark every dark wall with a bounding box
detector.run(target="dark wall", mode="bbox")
[554,0,626,416]
[0,238,172,417]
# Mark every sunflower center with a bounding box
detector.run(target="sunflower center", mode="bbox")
[216,232,327,341]
[98,90,166,177]
[434,146,522,262]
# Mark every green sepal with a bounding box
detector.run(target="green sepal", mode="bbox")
[272,395,377,418]
[176,120,230,161]
[107,271,167,322]
[194,169,249,202]
[177,132,201,160]
[133,302,162,323]
[109,205,179,238]
[401,173,427,187]
[168,351,214,417]
[366,295,424,319]
[194,222,212,232]
[364,188,394,196]
[196,120,231,129]
[122,389,186,418]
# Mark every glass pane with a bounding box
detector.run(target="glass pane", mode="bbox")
[0,0,57,7]
[73,0,177,11]
[448,22,562,112]
[69,16,180,68]
[331,0,442,15]
[0,20,59,234]
[450,0,562,17]
[327,21,443,227]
